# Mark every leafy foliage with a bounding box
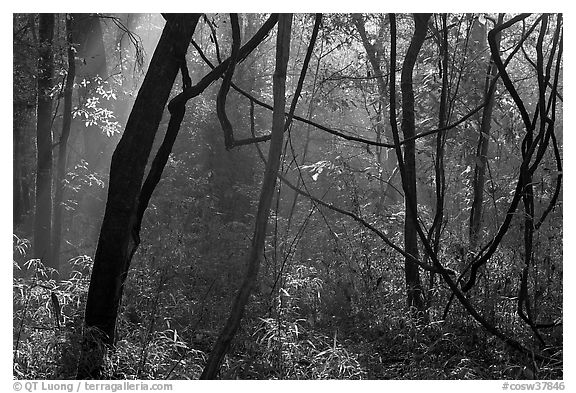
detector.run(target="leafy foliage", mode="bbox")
[13,12,562,380]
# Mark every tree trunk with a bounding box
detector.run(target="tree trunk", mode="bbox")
[400,13,431,313]
[52,14,76,269]
[200,14,293,380]
[353,14,399,205]
[34,13,55,270]
[13,109,25,227]
[76,14,200,379]
[428,13,450,308]
[469,14,504,249]
[72,14,111,247]
[13,15,36,228]
[73,14,109,170]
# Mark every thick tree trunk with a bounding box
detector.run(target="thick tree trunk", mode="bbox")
[34,13,55,270]
[52,14,76,269]
[200,14,292,379]
[400,13,431,313]
[469,14,504,249]
[77,14,200,379]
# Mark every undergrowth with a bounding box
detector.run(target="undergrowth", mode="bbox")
[13,234,563,380]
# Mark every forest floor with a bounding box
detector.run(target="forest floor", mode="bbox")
[210,319,563,380]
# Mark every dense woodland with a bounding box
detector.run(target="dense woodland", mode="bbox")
[13,13,563,380]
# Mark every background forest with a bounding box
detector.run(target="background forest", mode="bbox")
[12,13,563,380]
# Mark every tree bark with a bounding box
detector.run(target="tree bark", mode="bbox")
[13,109,26,227]
[200,14,292,379]
[428,13,449,308]
[469,14,504,249]
[34,13,55,270]
[52,14,76,269]
[286,14,322,230]
[77,14,200,379]
[399,13,431,313]
[353,14,398,204]
[13,15,36,228]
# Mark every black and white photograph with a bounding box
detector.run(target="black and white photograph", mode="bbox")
[11,11,564,384]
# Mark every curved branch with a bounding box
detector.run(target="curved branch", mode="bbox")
[531,18,563,173]
[464,14,562,292]
[387,14,548,362]
[191,36,492,150]
[488,13,532,130]
[284,13,322,132]
[136,15,278,244]
[203,14,223,63]
[170,14,278,109]
[535,121,562,230]
[200,14,293,379]
[217,14,241,149]
[250,106,445,276]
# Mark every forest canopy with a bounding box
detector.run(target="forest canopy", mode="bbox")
[13,13,562,380]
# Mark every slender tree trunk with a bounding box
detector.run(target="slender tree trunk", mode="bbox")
[200,14,292,379]
[34,13,55,270]
[469,14,504,249]
[428,13,450,308]
[73,14,109,171]
[77,14,200,379]
[13,109,35,228]
[14,110,24,227]
[71,14,111,247]
[285,14,322,229]
[400,13,431,313]
[52,14,76,269]
[353,14,398,205]
[13,15,36,228]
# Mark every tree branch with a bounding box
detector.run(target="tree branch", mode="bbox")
[217,14,241,149]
